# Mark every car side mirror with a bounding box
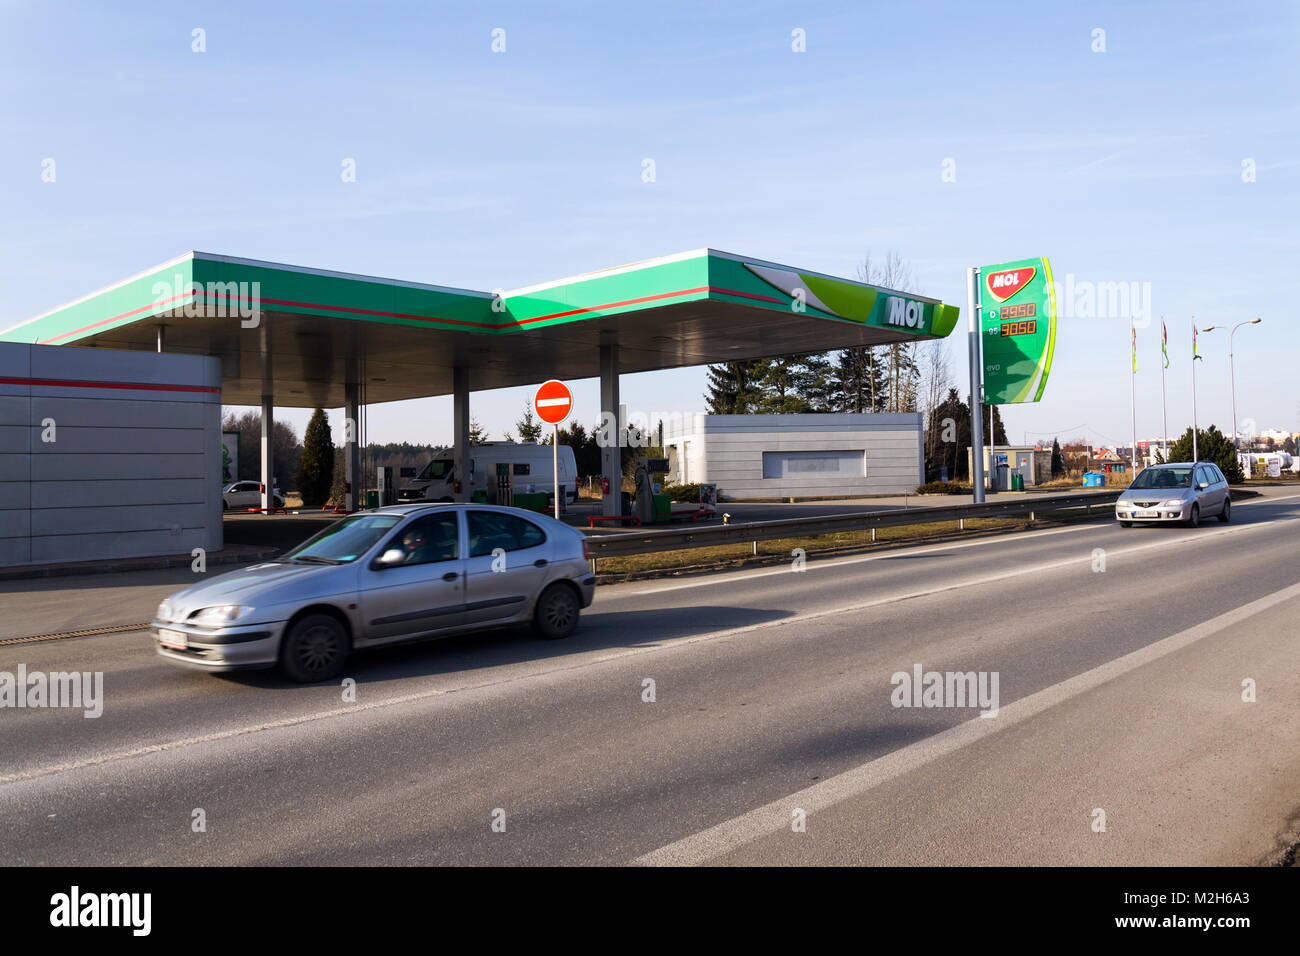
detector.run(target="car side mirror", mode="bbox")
[1197,482,1208,490]
[376,548,406,566]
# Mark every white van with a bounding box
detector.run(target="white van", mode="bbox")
[399,442,579,504]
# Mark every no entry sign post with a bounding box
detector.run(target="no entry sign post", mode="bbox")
[533,379,573,519]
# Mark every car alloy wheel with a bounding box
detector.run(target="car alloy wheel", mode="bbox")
[281,614,348,682]
[534,584,579,640]
[1218,499,1231,523]
[1187,504,1200,528]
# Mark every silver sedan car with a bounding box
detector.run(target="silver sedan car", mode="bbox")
[1115,461,1231,528]
[154,504,596,682]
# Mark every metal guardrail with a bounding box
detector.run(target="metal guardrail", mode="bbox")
[585,490,1122,559]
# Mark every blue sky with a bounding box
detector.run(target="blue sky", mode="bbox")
[2,0,1296,449]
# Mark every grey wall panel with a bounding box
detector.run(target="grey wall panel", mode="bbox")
[0,397,29,426]
[0,342,221,567]
[29,426,208,455]
[30,454,207,481]
[0,538,30,566]
[30,478,209,509]
[0,425,30,453]
[32,503,207,536]
[0,456,30,482]
[0,481,32,510]
[0,509,31,538]
[32,396,209,429]
[31,528,210,564]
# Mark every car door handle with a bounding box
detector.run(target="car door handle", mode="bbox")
[442,572,459,581]
[533,559,548,568]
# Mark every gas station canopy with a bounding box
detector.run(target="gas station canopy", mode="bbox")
[2,248,960,407]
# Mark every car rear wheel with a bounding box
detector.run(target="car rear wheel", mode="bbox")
[280,613,350,682]
[533,583,580,640]
[1218,498,1231,523]
[1185,503,1200,528]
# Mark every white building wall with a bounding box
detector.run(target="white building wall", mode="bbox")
[664,413,923,498]
[0,342,222,567]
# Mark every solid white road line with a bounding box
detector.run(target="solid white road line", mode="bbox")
[633,577,1300,866]
[4,507,1290,787]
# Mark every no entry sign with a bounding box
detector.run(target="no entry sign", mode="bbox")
[533,379,573,425]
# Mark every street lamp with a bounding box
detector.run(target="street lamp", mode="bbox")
[1201,318,1262,451]
[1229,318,1262,451]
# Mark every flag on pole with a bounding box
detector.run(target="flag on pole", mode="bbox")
[1161,318,1169,368]
[1193,322,1202,361]
[1131,323,1137,372]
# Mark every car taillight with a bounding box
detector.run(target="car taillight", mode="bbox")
[582,537,590,560]
[453,480,461,494]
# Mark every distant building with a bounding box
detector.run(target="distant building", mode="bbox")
[663,413,922,499]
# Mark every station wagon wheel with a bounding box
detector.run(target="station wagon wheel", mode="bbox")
[534,584,580,640]
[1218,498,1231,523]
[280,613,349,682]
[1186,503,1200,528]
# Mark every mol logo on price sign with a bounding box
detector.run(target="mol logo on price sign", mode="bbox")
[979,256,1057,404]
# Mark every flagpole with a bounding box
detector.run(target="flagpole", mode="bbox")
[1130,320,1138,472]
[1160,317,1169,461]
[1191,317,1199,464]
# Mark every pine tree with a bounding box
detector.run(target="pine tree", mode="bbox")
[1051,438,1065,477]
[705,360,767,413]
[515,402,543,442]
[297,408,334,508]
[468,418,489,444]
[1165,425,1244,482]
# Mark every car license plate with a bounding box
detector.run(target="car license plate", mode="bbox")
[158,629,187,649]
[1136,510,1157,518]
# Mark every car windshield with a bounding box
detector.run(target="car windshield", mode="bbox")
[1129,467,1193,490]
[282,514,403,563]
[416,459,452,481]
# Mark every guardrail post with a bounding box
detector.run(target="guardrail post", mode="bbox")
[751,541,757,556]
[959,518,965,531]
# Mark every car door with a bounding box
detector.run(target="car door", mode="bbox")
[229,482,256,508]
[1209,464,1229,513]
[1193,466,1215,514]
[357,511,466,642]
[463,509,552,625]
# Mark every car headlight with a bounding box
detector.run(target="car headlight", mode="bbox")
[1162,499,1185,508]
[156,599,173,621]
[188,605,254,627]
[1117,500,1132,508]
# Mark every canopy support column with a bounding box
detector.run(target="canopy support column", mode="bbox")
[259,321,275,512]
[453,366,470,503]
[600,343,621,517]
[345,382,360,511]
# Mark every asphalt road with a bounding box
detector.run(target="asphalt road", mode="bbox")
[1,489,1297,865]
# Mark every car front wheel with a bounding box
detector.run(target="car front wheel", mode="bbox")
[1185,503,1200,528]
[1119,520,1132,528]
[533,583,580,640]
[280,613,350,682]
[1218,498,1231,523]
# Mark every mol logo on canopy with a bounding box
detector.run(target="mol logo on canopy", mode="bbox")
[886,297,925,329]
[984,266,1036,302]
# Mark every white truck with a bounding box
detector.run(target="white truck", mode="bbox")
[398,442,579,504]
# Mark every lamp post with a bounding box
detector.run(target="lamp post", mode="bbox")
[1228,318,1262,450]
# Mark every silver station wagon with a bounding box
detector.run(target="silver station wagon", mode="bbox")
[154,504,595,682]
[1115,461,1231,528]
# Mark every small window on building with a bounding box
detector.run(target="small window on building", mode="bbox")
[761,450,865,479]
[512,463,530,476]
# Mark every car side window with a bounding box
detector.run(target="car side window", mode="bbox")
[1195,466,1211,487]
[467,511,547,557]
[382,513,460,567]
[1211,465,1226,484]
